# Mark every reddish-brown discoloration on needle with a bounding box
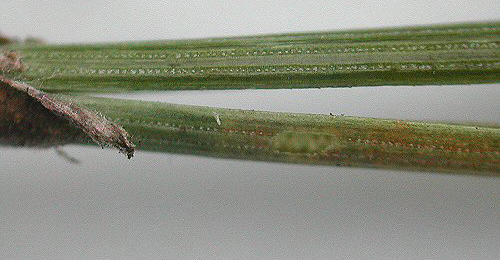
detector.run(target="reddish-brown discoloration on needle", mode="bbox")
[0,51,25,73]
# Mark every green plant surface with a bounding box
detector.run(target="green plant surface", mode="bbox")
[5,22,500,93]
[60,95,499,175]
[2,22,499,174]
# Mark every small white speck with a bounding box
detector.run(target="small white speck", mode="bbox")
[213,112,221,125]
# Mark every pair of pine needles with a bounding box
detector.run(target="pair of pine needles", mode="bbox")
[1,22,499,174]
